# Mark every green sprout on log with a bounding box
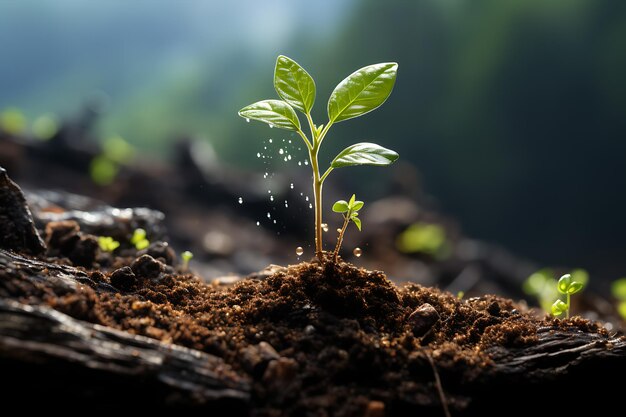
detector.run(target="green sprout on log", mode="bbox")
[551,274,583,318]
[332,194,363,263]
[181,250,194,272]
[239,55,399,262]
[131,228,150,250]
[98,236,120,253]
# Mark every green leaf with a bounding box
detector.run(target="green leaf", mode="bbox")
[328,62,397,123]
[352,216,362,231]
[331,142,399,168]
[238,99,300,131]
[557,274,572,294]
[333,200,349,213]
[567,282,583,294]
[352,200,364,211]
[551,300,567,316]
[274,55,316,114]
[348,194,356,206]
[611,278,626,300]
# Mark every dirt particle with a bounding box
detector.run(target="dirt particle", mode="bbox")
[109,266,136,291]
[407,303,440,336]
[131,254,163,279]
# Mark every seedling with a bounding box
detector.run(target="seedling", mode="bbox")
[239,55,399,261]
[181,250,194,271]
[611,277,626,320]
[131,228,150,250]
[551,274,583,318]
[332,194,363,263]
[98,236,120,253]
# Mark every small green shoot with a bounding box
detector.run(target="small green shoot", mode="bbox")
[332,194,363,263]
[610,277,626,320]
[98,236,120,253]
[239,56,399,262]
[181,250,194,272]
[551,274,583,318]
[131,228,150,250]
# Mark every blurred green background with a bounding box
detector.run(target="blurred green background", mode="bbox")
[1,0,626,276]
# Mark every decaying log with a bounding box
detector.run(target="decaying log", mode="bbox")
[0,297,250,410]
[0,166,46,255]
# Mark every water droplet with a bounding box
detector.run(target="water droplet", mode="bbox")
[309,203,313,209]
[245,118,250,123]
[269,139,273,143]
[287,154,292,160]
[305,196,309,201]
[290,183,294,189]
[269,124,274,129]
[304,160,309,165]
[284,200,288,208]
[256,221,260,226]
[267,212,271,218]
[279,149,284,155]
[270,195,274,201]
[238,197,243,204]
[296,246,304,256]
[353,247,362,257]
[268,190,271,194]
[284,157,288,162]
[289,140,292,144]
[298,161,302,166]
[257,152,261,158]
[273,219,276,224]
[322,223,328,232]
[337,228,342,233]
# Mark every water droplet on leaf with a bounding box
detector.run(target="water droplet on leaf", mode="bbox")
[245,118,250,123]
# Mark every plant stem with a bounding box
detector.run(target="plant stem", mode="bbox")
[566,293,570,319]
[309,146,324,261]
[333,213,350,263]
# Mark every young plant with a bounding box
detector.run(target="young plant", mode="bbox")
[239,55,399,261]
[181,250,194,272]
[131,228,150,250]
[332,194,363,263]
[551,273,583,318]
[98,236,120,253]
[611,277,626,320]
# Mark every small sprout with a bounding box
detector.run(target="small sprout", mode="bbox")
[98,236,120,253]
[181,250,194,272]
[611,277,626,320]
[332,194,364,263]
[457,291,465,300]
[130,228,150,250]
[551,273,583,319]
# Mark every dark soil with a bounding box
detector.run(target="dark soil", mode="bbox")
[1,220,610,416]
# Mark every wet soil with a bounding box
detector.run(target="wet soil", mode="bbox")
[1,221,610,416]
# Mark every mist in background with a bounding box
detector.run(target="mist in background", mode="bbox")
[2,0,626,280]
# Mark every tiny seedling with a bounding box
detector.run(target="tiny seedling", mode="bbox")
[611,277,626,320]
[131,228,150,250]
[181,250,194,271]
[98,236,120,253]
[551,274,583,318]
[332,194,363,263]
[239,55,399,262]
